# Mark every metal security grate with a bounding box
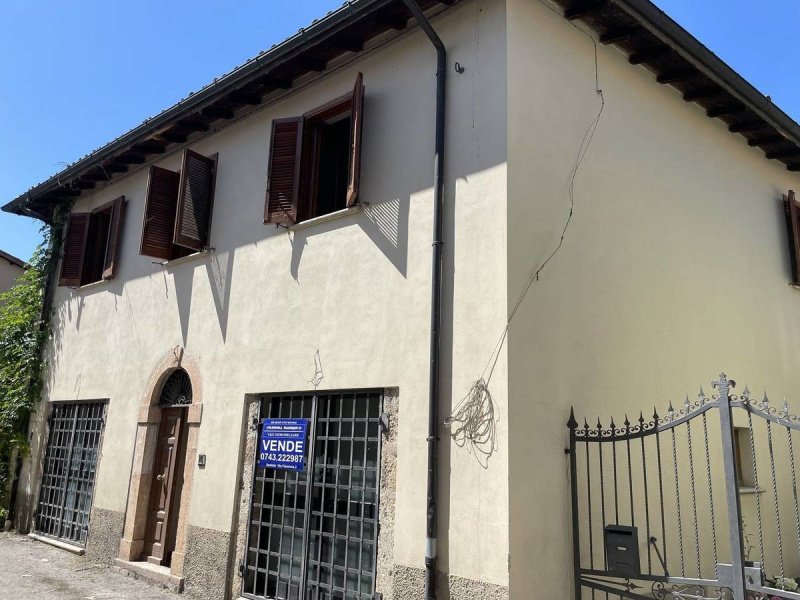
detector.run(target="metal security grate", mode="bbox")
[35,401,105,547]
[243,391,383,600]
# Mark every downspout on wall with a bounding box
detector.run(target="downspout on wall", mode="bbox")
[400,1,446,598]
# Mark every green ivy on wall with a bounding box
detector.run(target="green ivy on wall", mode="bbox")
[0,210,63,521]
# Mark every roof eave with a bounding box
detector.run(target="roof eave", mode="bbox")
[2,0,453,222]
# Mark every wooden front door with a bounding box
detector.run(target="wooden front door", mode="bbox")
[144,407,188,566]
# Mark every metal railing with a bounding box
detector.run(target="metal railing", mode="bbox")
[569,373,800,600]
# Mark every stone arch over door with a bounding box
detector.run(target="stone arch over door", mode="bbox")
[118,347,203,581]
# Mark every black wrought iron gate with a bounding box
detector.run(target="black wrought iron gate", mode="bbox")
[569,373,800,600]
[34,401,106,547]
[242,390,383,600]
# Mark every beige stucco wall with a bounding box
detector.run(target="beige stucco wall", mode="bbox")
[19,0,509,590]
[507,0,800,597]
[0,258,24,293]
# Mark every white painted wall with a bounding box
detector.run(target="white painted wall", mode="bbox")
[20,0,509,588]
[507,1,800,598]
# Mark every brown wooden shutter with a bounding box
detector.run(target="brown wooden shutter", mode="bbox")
[784,190,800,284]
[102,196,126,280]
[174,150,217,251]
[59,213,90,287]
[141,166,180,259]
[265,117,304,224]
[346,72,365,208]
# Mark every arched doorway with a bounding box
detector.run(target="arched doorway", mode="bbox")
[143,369,192,566]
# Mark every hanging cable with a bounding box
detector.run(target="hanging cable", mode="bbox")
[446,9,606,447]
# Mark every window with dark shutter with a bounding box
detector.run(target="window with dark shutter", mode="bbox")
[347,71,364,208]
[784,190,800,284]
[141,152,219,260]
[265,72,365,225]
[58,197,126,287]
[102,196,126,280]
[59,213,91,287]
[175,150,217,251]
[265,117,304,225]
[141,166,180,260]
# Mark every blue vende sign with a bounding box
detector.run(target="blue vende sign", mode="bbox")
[257,418,308,471]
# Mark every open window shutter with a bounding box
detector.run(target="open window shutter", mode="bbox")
[346,72,365,208]
[102,196,126,280]
[784,190,800,284]
[141,166,180,259]
[265,117,304,224]
[174,150,217,251]
[59,213,90,287]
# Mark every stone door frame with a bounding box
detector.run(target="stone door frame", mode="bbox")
[118,347,203,579]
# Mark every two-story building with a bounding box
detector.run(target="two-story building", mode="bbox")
[5,0,800,599]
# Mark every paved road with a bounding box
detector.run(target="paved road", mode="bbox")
[0,532,181,600]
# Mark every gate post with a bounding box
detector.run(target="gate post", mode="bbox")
[568,408,581,600]
[714,373,747,599]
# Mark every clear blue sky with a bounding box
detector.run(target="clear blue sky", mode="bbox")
[1,0,798,262]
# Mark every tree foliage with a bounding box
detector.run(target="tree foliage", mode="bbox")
[0,226,54,519]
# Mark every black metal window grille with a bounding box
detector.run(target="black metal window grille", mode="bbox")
[243,391,382,600]
[35,401,105,547]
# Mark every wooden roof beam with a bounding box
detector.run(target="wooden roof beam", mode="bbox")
[629,46,670,65]
[333,37,364,53]
[156,129,190,144]
[729,120,768,133]
[295,56,327,72]
[177,118,210,132]
[706,104,746,119]
[564,0,606,20]
[656,68,698,84]
[133,140,167,154]
[600,26,640,45]
[766,148,800,160]
[71,179,95,190]
[748,134,785,147]
[83,168,111,182]
[229,91,262,106]
[682,86,724,102]
[119,152,146,164]
[201,105,235,120]
[376,12,408,30]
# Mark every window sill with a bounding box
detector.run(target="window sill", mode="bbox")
[69,279,109,292]
[156,251,209,269]
[286,205,362,231]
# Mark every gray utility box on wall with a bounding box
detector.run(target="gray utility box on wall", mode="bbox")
[604,525,640,576]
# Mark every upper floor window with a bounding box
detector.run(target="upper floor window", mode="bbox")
[265,72,364,225]
[140,149,218,260]
[58,197,126,287]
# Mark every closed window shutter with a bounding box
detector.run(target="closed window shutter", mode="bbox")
[102,196,126,280]
[174,150,217,251]
[265,116,304,224]
[346,72,365,208]
[59,213,90,287]
[784,190,800,284]
[141,166,180,259]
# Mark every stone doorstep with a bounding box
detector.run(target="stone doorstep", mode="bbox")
[113,558,185,593]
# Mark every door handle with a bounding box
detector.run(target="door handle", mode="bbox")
[156,474,165,482]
